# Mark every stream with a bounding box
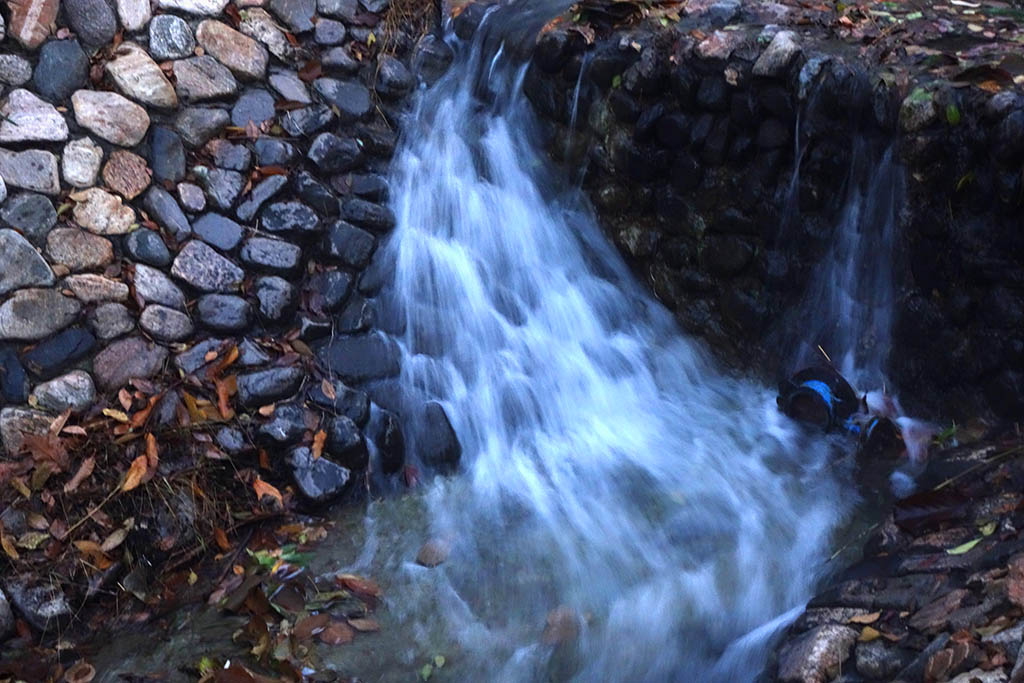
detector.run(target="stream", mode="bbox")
[90,5,895,681]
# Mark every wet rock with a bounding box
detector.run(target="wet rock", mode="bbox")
[308,132,363,173]
[0,55,33,86]
[313,78,372,123]
[254,138,296,166]
[314,18,346,45]
[316,333,400,384]
[900,89,937,132]
[261,201,320,237]
[65,273,129,303]
[298,315,331,341]
[102,150,152,200]
[143,187,192,241]
[420,401,461,469]
[105,43,178,109]
[288,445,351,504]
[196,20,269,80]
[30,370,96,413]
[375,410,404,473]
[237,339,270,366]
[140,305,193,342]
[995,110,1024,163]
[700,235,754,276]
[64,0,117,46]
[206,139,252,172]
[344,173,389,202]
[62,137,103,188]
[321,46,358,73]
[269,0,316,32]
[236,175,288,222]
[0,234,54,298]
[231,88,276,127]
[777,625,858,683]
[198,167,245,211]
[171,241,244,292]
[72,90,150,147]
[149,15,196,61]
[0,89,68,142]
[326,415,368,469]
[133,263,186,309]
[239,8,296,63]
[855,640,912,680]
[268,70,311,103]
[197,294,251,332]
[1,194,56,246]
[2,579,72,632]
[0,289,80,341]
[753,30,800,77]
[174,106,229,147]
[173,56,239,102]
[375,56,414,99]
[309,270,352,312]
[323,220,375,269]
[117,0,151,31]
[0,149,60,194]
[45,228,112,271]
[149,127,186,184]
[240,236,303,274]
[258,402,306,444]
[0,589,12,641]
[414,34,454,85]
[179,183,207,213]
[280,104,334,136]
[34,40,89,104]
[215,426,247,454]
[88,302,134,340]
[8,0,60,49]
[254,276,296,322]
[293,170,339,215]
[193,213,245,251]
[0,347,29,403]
[70,188,136,235]
[0,407,52,455]
[93,336,168,390]
[237,366,304,406]
[308,377,367,425]
[342,198,395,233]
[318,0,358,21]
[157,0,230,15]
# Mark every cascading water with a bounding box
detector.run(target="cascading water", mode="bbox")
[344,6,858,680]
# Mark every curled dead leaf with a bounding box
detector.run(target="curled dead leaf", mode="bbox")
[122,454,148,492]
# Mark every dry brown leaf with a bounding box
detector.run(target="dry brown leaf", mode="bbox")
[214,527,231,552]
[1,530,20,560]
[311,429,327,460]
[848,612,881,625]
[74,540,113,569]
[859,626,881,642]
[258,403,276,417]
[64,456,96,493]
[336,574,381,598]
[100,527,128,553]
[321,378,337,401]
[63,660,96,683]
[318,620,354,645]
[294,613,330,640]
[122,454,148,492]
[252,478,282,506]
[347,617,380,632]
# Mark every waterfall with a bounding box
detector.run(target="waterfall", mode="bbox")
[357,6,858,680]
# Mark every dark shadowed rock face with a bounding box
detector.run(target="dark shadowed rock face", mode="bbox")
[288,446,352,504]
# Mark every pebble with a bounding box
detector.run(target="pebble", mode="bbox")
[236,175,287,222]
[102,150,152,200]
[314,18,346,45]
[173,56,239,102]
[326,415,367,469]
[156,0,230,15]
[174,106,230,147]
[258,402,307,444]
[21,327,96,378]
[309,376,367,423]
[323,220,376,268]
[173,338,224,374]
[196,20,269,80]
[0,89,65,143]
[33,40,89,105]
[46,228,113,271]
[261,201,320,237]
[269,0,317,32]
[308,132,363,173]
[0,230,54,296]
[293,170,338,215]
[0,55,32,86]
[316,333,400,383]
[321,46,358,73]
[420,401,461,468]
[268,70,311,103]
[199,167,245,211]
[149,126,187,184]
[178,183,207,213]
[197,294,252,331]
[342,198,395,232]
[117,0,151,31]
[309,269,352,311]
[0,193,57,246]
[72,89,151,147]
[239,8,297,63]
[62,137,104,188]
[375,56,414,99]
[140,304,194,342]
[193,212,245,251]
[64,0,117,46]
[0,148,60,194]
[0,289,81,341]
[149,15,196,61]
[206,139,252,171]
[105,43,179,109]
[89,302,135,340]
[288,446,351,503]
[318,0,359,22]
[231,88,276,126]
[92,336,169,391]
[8,0,60,49]
[313,78,372,123]
[240,236,303,274]
[0,347,30,406]
[70,188,137,235]
[171,240,245,292]
[280,104,334,136]
[1,579,72,633]
[254,276,295,321]
[30,370,96,413]
[134,263,187,309]
[143,186,192,240]
[237,366,304,405]
[64,273,129,303]
[125,229,172,267]
[753,30,801,78]
[1,407,52,455]
[254,138,296,166]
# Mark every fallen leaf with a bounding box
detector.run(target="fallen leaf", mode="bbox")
[74,540,113,569]
[347,617,380,632]
[312,429,327,460]
[336,574,381,598]
[63,660,96,683]
[64,456,96,493]
[102,408,130,423]
[214,527,231,552]
[859,626,881,642]
[318,620,354,645]
[16,531,50,550]
[122,454,148,492]
[101,527,128,553]
[1,531,19,560]
[946,537,982,555]
[848,612,881,625]
[253,478,282,506]
[294,613,330,640]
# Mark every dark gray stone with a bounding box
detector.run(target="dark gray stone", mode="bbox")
[0,193,57,245]
[288,445,351,504]
[700,235,755,276]
[93,336,168,391]
[207,139,252,172]
[298,315,332,341]
[316,333,400,383]
[171,240,245,292]
[193,212,245,251]
[174,338,225,375]
[215,426,247,454]
[321,46,358,74]
[3,579,71,632]
[20,327,95,379]
[354,124,397,156]
[314,18,346,45]
[174,107,230,148]
[126,228,172,267]
[0,346,29,403]
[318,0,359,21]
[143,186,192,241]
[375,55,413,99]
[149,15,195,61]
[33,40,89,103]
[343,173,389,202]
[420,401,461,469]
[237,366,304,405]
[336,295,374,333]
[197,294,251,332]
[280,104,334,137]
[65,0,117,46]
[260,201,320,237]
[414,34,454,85]
[323,220,375,268]
[258,402,306,444]
[269,0,316,32]
[308,377,368,424]
[0,588,13,641]
[326,415,367,470]
[254,138,296,166]
[308,132,363,173]
[375,410,404,473]
[309,269,352,312]
[240,236,302,274]
[293,171,339,215]
[236,175,288,222]
[254,276,296,322]
[149,126,187,184]
[342,198,395,233]
[88,302,134,341]
[140,304,194,342]
[0,230,54,296]
[231,88,276,127]
[199,167,245,211]
[313,78,372,123]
